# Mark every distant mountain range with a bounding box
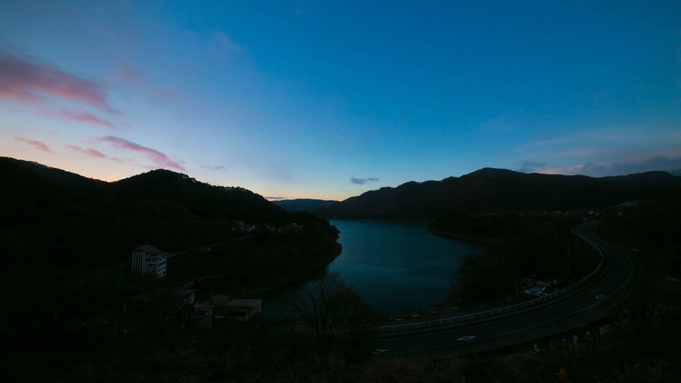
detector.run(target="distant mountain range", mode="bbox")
[314,168,681,222]
[668,169,681,177]
[273,199,339,212]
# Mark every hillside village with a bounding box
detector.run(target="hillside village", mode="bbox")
[124,218,335,331]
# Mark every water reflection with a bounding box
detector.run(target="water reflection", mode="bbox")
[266,220,479,317]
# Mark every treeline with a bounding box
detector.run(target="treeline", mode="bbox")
[315,167,681,221]
[441,214,600,305]
[593,190,681,308]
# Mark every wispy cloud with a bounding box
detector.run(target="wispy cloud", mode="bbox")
[208,32,242,62]
[43,108,117,129]
[114,62,181,101]
[266,196,287,201]
[201,165,226,171]
[0,50,119,114]
[97,136,186,171]
[115,61,140,84]
[517,161,547,173]
[65,144,106,158]
[536,164,589,175]
[350,177,379,185]
[536,155,681,177]
[15,136,54,153]
[0,50,121,128]
[215,32,241,51]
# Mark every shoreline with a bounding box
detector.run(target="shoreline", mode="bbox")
[324,217,430,225]
[198,239,343,296]
[260,241,343,294]
[325,217,497,245]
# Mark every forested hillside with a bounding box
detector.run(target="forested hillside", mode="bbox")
[315,168,681,221]
[0,157,334,268]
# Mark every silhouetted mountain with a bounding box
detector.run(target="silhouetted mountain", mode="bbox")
[315,168,681,222]
[106,169,291,223]
[668,169,681,177]
[273,199,339,212]
[0,156,104,197]
[0,157,334,267]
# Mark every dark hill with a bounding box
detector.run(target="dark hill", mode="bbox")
[106,169,290,224]
[315,168,681,222]
[0,156,104,197]
[273,199,339,212]
[0,157,334,267]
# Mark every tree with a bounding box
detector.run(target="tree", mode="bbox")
[285,272,377,354]
[333,287,379,349]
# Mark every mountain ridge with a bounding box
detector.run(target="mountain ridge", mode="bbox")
[273,198,339,212]
[315,168,681,221]
[0,157,335,267]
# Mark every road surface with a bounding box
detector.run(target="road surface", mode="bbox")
[376,223,634,356]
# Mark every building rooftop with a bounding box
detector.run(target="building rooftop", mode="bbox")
[134,245,167,255]
[200,294,231,306]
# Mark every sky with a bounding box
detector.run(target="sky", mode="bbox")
[1,1,680,201]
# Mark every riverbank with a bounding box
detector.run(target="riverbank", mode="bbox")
[195,238,343,296]
[250,240,343,293]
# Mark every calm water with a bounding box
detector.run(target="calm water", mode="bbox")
[266,220,479,316]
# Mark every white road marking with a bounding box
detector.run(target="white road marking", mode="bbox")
[457,336,476,341]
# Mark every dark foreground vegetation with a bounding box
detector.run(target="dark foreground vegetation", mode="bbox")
[3,299,679,382]
[2,157,680,381]
[432,213,600,306]
[10,193,678,382]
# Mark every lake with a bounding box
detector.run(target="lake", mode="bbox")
[265,220,480,316]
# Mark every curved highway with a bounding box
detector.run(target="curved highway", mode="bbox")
[376,222,634,356]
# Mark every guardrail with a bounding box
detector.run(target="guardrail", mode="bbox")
[378,224,607,334]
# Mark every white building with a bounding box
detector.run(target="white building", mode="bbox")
[132,245,168,278]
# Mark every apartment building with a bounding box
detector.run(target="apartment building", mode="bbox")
[132,245,168,278]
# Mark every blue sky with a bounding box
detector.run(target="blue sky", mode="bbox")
[1,0,680,200]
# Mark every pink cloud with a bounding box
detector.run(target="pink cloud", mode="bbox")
[97,136,186,171]
[0,51,119,115]
[14,136,54,153]
[64,142,140,166]
[41,107,117,129]
[65,144,107,158]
